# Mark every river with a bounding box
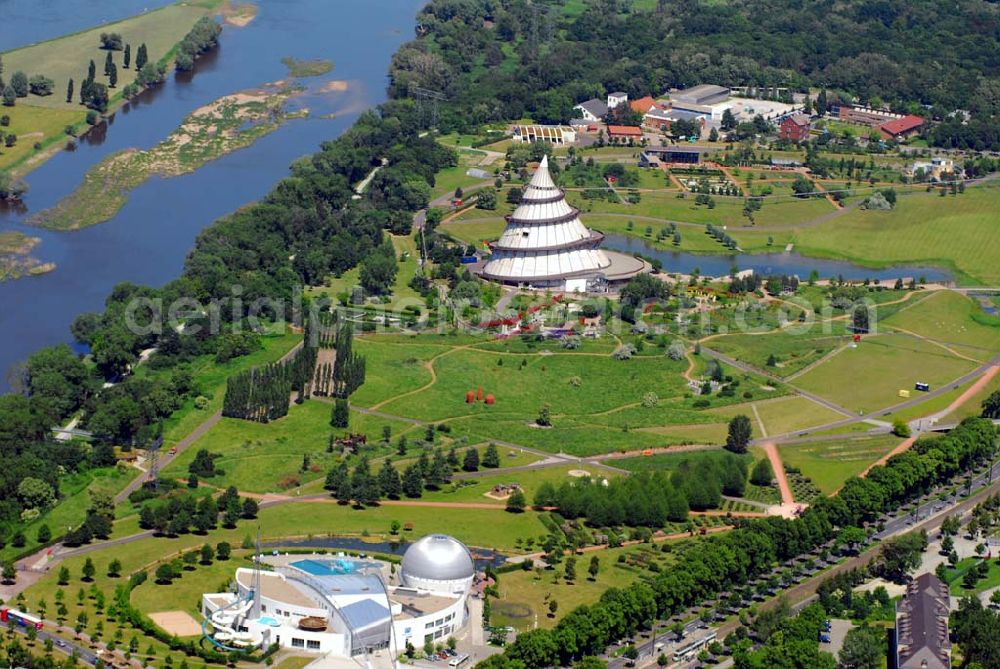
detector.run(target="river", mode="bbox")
[0,0,424,390]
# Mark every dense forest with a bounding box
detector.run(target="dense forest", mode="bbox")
[391,0,1000,147]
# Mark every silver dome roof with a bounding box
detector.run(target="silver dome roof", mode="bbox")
[401,534,475,582]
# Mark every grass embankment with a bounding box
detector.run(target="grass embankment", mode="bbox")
[0,0,222,175]
[0,231,54,280]
[32,84,306,230]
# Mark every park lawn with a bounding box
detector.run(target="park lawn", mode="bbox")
[708,330,849,379]
[630,422,729,445]
[1,2,219,111]
[431,160,491,200]
[709,396,845,437]
[945,557,1000,596]
[160,400,418,494]
[494,544,674,630]
[152,331,303,448]
[586,215,735,254]
[777,435,902,494]
[348,337,445,408]
[373,345,692,422]
[0,104,85,172]
[441,218,504,247]
[611,448,752,474]
[422,465,620,506]
[131,551,249,625]
[569,190,747,226]
[790,333,978,415]
[884,382,971,425]
[750,196,836,228]
[0,466,134,563]
[272,658,315,669]
[793,185,1000,285]
[389,232,423,301]
[882,290,1000,362]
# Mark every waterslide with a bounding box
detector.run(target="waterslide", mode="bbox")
[202,592,259,651]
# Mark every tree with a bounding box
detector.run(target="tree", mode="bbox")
[750,458,773,486]
[66,78,74,103]
[135,43,148,71]
[476,189,497,210]
[200,543,214,564]
[18,477,56,510]
[37,524,52,543]
[462,447,480,472]
[548,600,558,617]
[216,541,232,560]
[506,490,527,513]
[28,75,54,96]
[154,564,174,584]
[104,51,114,76]
[564,557,577,582]
[82,558,96,582]
[108,64,118,88]
[588,556,600,581]
[124,44,131,69]
[2,561,16,584]
[58,566,70,585]
[982,390,1000,419]
[331,398,349,428]
[536,404,552,427]
[839,625,882,669]
[483,443,501,468]
[3,86,16,107]
[107,559,122,578]
[10,71,28,97]
[879,531,927,583]
[725,415,752,453]
[402,464,423,498]
[100,33,124,50]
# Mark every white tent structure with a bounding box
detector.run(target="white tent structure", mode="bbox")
[481,156,614,287]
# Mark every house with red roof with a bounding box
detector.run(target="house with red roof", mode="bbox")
[879,115,924,140]
[630,96,658,115]
[779,114,811,143]
[607,125,644,141]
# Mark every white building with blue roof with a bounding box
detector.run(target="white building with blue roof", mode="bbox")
[201,535,476,658]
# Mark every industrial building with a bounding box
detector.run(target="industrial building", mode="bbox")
[668,85,733,120]
[202,534,477,659]
[512,125,577,145]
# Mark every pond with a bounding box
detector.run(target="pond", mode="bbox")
[0,0,424,390]
[601,233,954,283]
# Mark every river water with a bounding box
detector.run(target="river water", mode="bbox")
[0,0,424,390]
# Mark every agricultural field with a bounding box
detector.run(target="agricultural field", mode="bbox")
[791,333,978,415]
[776,435,902,494]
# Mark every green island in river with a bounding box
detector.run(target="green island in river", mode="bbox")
[30,83,309,230]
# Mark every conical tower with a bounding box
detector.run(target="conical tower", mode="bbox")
[481,156,611,286]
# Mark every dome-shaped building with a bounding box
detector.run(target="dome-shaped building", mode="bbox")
[400,534,475,594]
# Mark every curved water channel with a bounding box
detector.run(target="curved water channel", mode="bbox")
[601,233,953,283]
[0,0,424,390]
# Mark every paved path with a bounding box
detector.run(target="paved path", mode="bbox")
[762,442,795,506]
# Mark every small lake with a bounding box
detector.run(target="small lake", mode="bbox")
[0,0,424,390]
[263,537,508,569]
[601,233,954,282]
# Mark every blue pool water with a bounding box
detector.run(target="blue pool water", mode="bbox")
[257,616,280,627]
[292,559,359,576]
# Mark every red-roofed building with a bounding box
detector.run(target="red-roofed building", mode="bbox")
[879,115,925,140]
[779,114,811,143]
[607,125,644,140]
[630,96,658,115]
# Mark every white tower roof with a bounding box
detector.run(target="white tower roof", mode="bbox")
[482,157,610,283]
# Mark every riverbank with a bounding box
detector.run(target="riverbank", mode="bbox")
[0,0,254,180]
[0,231,55,280]
[31,82,309,230]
